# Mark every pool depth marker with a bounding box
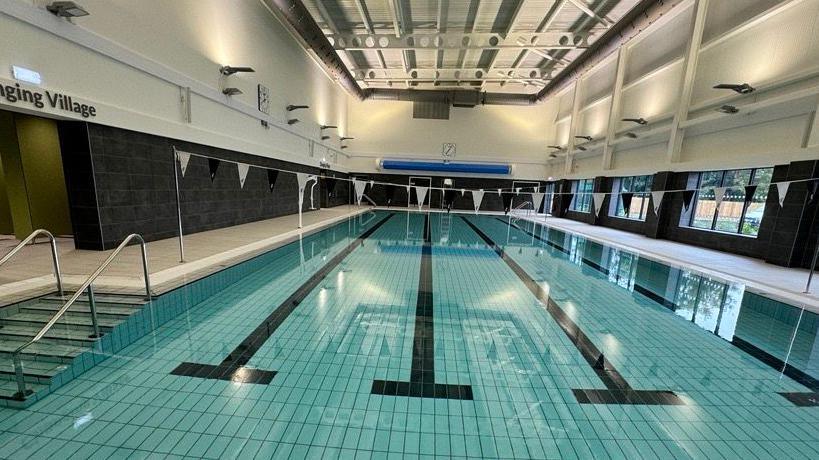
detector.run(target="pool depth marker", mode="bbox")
[170,212,395,384]
[461,216,684,406]
[371,214,474,400]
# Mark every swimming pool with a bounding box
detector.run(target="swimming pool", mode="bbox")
[1,210,817,459]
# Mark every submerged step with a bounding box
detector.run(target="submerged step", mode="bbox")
[43,293,148,306]
[0,311,119,329]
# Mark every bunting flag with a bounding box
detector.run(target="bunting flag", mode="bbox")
[461,188,466,196]
[176,151,191,177]
[208,158,220,182]
[515,187,521,195]
[267,169,279,192]
[497,188,502,196]
[592,193,606,216]
[237,163,250,189]
[472,189,485,214]
[650,191,665,215]
[385,185,396,204]
[325,177,337,194]
[502,192,513,212]
[561,194,573,215]
[743,185,758,204]
[713,187,727,208]
[532,192,545,213]
[415,186,429,210]
[682,190,696,211]
[809,179,819,203]
[353,179,367,205]
[776,181,790,207]
[443,189,457,207]
[621,192,634,214]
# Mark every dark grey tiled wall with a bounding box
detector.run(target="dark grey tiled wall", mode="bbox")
[57,121,102,249]
[349,173,548,213]
[65,124,349,250]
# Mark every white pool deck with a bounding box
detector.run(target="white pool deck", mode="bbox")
[1,206,817,314]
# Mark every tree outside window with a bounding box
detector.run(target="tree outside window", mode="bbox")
[570,179,594,213]
[611,175,652,220]
[688,167,773,237]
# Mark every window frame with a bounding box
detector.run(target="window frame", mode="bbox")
[685,167,773,237]
[610,175,652,221]
[570,179,594,213]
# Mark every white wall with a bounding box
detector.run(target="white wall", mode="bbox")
[344,98,557,179]
[0,0,349,169]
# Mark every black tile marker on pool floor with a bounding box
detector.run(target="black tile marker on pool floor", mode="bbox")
[462,216,684,406]
[371,214,474,400]
[170,212,395,384]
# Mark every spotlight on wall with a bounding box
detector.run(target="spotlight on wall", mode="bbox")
[220,66,255,76]
[287,119,300,125]
[320,125,338,130]
[576,146,588,151]
[222,87,243,96]
[574,135,592,141]
[717,105,739,114]
[340,137,355,141]
[713,83,755,94]
[340,145,348,149]
[321,136,330,140]
[622,117,647,125]
[46,1,89,17]
[624,132,638,139]
[286,105,310,111]
[549,153,558,159]
[547,145,563,150]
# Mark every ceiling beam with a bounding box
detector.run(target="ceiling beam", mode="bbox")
[482,0,529,89]
[602,47,627,170]
[506,0,567,82]
[328,32,588,51]
[567,0,614,28]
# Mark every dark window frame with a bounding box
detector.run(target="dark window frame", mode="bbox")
[685,167,773,237]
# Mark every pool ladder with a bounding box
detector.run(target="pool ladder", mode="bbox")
[5,233,153,400]
[510,201,534,222]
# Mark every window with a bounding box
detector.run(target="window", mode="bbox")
[542,182,555,215]
[570,179,594,213]
[686,167,773,237]
[610,175,652,220]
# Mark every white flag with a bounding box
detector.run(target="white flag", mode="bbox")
[650,191,665,215]
[714,187,727,208]
[176,151,191,177]
[532,192,545,213]
[237,163,250,189]
[497,188,502,196]
[515,187,521,195]
[776,182,790,207]
[353,179,367,205]
[592,193,606,216]
[461,189,465,196]
[415,186,429,210]
[472,189,485,214]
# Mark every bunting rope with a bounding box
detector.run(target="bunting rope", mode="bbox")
[171,146,817,202]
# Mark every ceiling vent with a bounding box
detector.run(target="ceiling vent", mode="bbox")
[413,100,450,120]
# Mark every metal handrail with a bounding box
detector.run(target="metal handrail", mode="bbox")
[0,229,63,296]
[361,194,378,207]
[9,233,152,400]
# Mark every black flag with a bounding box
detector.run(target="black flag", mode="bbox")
[267,169,279,192]
[208,158,220,182]
[385,185,396,205]
[502,192,514,213]
[743,185,758,204]
[325,177,337,194]
[621,192,634,214]
[808,179,819,203]
[682,190,696,211]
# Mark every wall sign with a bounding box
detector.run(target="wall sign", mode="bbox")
[442,142,456,158]
[0,80,97,118]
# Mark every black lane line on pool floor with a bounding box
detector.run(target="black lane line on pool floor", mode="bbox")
[371,214,474,400]
[463,216,684,406]
[170,212,395,384]
[499,218,819,407]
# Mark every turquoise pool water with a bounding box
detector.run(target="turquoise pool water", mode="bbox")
[1,211,817,459]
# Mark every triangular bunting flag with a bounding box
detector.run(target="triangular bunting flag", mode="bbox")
[592,193,606,216]
[532,192,545,213]
[502,192,513,212]
[809,179,819,203]
[472,189,485,214]
[776,181,790,207]
[415,186,429,210]
[267,170,279,192]
[561,194,573,215]
[497,188,502,196]
[385,185,396,204]
[176,151,190,177]
[650,191,665,215]
[325,177,337,194]
[353,179,367,205]
[714,187,727,208]
[743,185,758,204]
[237,163,250,189]
[682,190,696,211]
[208,158,220,182]
[461,189,465,196]
[515,187,521,195]
[621,192,634,214]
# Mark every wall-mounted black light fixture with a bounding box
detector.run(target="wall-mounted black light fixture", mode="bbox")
[622,117,647,125]
[340,146,348,149]
[286,105,310,111]
[624,132,638,139]
[713,83,755,94]
[46,1,89,17]
[576,146,588,151]
[340,137,355,141]
[717,105,739,114]
[547,145,563,150]
[320,125,337,141]
[574,135,593,141]
[549,153,558,159]
[220,66,255,76]
[222,87,242,96]
[287,119,300,125]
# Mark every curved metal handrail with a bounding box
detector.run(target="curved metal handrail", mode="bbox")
[10,234,151,399]
[0,229,63,295]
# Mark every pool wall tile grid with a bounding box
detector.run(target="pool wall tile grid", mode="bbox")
[0,218,365,409]
[0,212,818,459]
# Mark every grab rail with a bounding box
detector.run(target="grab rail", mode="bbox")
[9,234,152,400]
[0,229,63,296]
[361,194,378,207]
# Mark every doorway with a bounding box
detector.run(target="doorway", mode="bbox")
[0,110,73,240]
[408,176,432,209]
